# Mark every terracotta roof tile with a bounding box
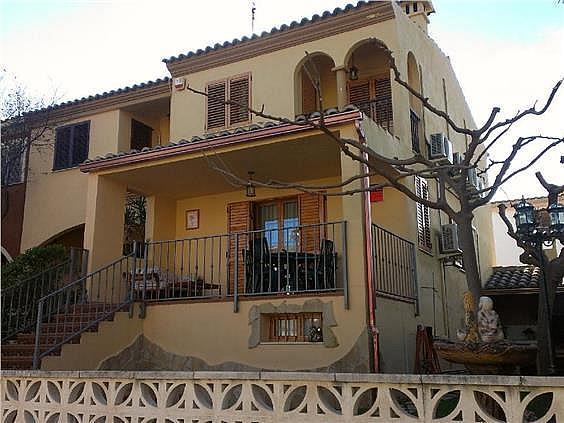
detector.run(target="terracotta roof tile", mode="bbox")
[163,1,372,64]
[484,266,542,290]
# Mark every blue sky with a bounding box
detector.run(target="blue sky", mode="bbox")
[1,0,562,199]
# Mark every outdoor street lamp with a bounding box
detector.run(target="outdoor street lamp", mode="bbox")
[512,198,563,375]
[514,198,536,234]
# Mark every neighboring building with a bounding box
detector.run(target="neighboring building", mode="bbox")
[1,1,495,373]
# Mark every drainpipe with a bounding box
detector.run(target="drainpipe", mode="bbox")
[355,121,379,373]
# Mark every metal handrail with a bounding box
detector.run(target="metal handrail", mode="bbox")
[1,248,89,342]
[32,251,136,369]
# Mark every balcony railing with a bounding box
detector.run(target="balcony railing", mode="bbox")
[136,221,348,310]
[371,224,418,307]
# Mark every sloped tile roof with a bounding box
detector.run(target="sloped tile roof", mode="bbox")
[484,266,542,290]
[81,105,359,169]
[163,1,373,64]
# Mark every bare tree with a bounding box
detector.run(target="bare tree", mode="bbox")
[1,70,58,219]
[498,173,564,374]
[187,39,563,313]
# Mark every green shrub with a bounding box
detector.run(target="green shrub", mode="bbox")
[1,244,68,289]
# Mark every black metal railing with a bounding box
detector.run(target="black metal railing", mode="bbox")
[1,248,88,342]
[372,224,418,305]
[32,252,136,369]
[135,221,348,310]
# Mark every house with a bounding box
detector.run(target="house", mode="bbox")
[1,1,494,373]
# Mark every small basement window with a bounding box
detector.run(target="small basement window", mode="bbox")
[263,312,323,343]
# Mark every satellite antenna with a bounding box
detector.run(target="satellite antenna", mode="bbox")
[251,1,256,33]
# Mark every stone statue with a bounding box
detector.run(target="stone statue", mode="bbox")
[456,291,480,342]
[477,296,504,343]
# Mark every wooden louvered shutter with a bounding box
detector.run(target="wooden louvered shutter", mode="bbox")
[71,122,90,166]
[206,81,227,130]
[227,201,252,294]
[229,75,250,125]
[53,127,71,170]
[415,176,432,250]
[347,80,372,117]
[301,70,317,115]
[298,193,325,252]
[374,77,393,133]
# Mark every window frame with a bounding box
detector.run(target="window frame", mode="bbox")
[255,196,299,251]
[205,72,252,131]
[263,312,323,343]
[1,139,25,186]
[415,176,432,252]
[52,120,91,171]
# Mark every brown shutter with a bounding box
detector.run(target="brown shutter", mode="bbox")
[298,193,325,252]
[206,81,227,130]
[347,80,372,117]
[374,77,393,133]
[415,176,432,250]
[301,70,317,115]
[227,201,251,294]
[229,75,250,125]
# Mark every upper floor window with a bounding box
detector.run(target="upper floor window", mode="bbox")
[206,74,251,130]
[415,176,432,251]
[53,121,90,170]
[1,140,24,186]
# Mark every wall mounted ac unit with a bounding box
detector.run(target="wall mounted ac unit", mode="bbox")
[440,223,461,254]
[430,133,453,163]
[452,152,464,165]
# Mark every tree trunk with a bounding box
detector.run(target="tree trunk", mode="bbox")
[456,213,482,309]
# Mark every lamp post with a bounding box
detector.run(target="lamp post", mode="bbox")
[513,198,564,375]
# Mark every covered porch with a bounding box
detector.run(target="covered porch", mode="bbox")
[81,122,366,309]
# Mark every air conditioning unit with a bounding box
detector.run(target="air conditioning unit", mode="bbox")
[430,133,453,163]
[467,168,479,190]
[440,224,461,254]
[477,176,488,198]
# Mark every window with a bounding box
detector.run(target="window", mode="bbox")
[264,312,323,343]
[53,121,90,170]
[415,176,432,250]
[131,119,152,150]
[256,198,299,251]
[410,109,421,153]
[1,140,24,185]
[206,74,251,130]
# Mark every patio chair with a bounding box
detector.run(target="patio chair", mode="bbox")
[312,239,335,290]
[244,237,277,293]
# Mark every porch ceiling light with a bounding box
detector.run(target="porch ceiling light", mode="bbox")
[348,65,359,81]
[246,171,256,198]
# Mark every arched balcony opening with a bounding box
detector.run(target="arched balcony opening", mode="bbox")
[294,53,337,116]
[407,51,424,153]
[345,40,393,133]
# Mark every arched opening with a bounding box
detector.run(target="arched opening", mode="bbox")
[407,52,424,153]
[294,53,337,115]
[345,40,393,132]
[41,224,85,250]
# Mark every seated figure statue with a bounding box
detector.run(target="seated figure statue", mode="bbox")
[478,296,504,343]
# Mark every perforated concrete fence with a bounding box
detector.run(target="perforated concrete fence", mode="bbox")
[1,371,563,422]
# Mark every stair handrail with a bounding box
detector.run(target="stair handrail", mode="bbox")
[32,250,137,369]
[1,248,89,342]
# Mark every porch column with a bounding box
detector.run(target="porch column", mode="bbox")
[333,65,348,109]
[145,195,176,242]
[83,174,127,272]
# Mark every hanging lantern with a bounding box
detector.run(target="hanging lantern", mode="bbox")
[246,171,256,198]
[513,198,536,234]
[348,65,359,81]
[548,202,564,235]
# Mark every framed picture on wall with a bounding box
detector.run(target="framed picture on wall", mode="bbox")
[185,209,200,230]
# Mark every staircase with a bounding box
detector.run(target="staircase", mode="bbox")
[1,303,121,370]
[1,252,137,370]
